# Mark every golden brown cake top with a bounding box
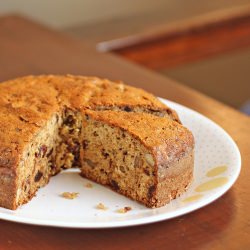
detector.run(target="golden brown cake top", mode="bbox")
[0,77,60,170]
[35,74,171,110]
[0,75,179,169]
[84,110,194,164]
[1,75,173,109]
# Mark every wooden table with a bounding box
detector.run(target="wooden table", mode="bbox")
[0,15,249,250]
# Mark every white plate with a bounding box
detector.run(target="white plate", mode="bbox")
[0,98,241,228]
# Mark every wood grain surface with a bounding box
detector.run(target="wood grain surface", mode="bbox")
[0,15,249,250]
[66,1,250,47]
[113,5,250,69]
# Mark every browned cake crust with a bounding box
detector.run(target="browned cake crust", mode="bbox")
[0,75,193,210]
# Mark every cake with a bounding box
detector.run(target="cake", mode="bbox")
[82,110,194,207]
[0,75,194,210]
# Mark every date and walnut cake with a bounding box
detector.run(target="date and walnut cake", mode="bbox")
[0,75,194,210]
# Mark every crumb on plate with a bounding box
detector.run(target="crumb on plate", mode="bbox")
[96,202,108,210]
[116,206,132,213]
[61,192,79,199]
[85,183,93,188]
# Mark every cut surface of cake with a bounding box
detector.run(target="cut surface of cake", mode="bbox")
[81,110,194,208]
[0,75,194,210]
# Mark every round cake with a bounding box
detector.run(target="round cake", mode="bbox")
[0,75,194,210]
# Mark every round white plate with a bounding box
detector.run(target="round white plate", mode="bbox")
[0,98,241,228]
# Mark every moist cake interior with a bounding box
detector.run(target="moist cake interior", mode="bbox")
[81,112,156,206]
[17,106,169,208]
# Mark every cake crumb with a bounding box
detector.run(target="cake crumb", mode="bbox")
[61,192,79,199]
[85,183,93,188]
[116,206,132,213]
[96,203,108,210]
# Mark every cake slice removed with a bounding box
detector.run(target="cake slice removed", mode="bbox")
[81,110,194,208]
